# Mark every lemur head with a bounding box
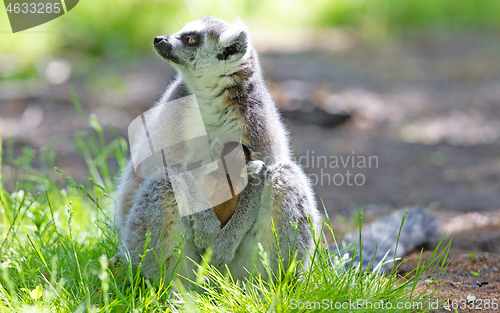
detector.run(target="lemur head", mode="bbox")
[154,17,251,80]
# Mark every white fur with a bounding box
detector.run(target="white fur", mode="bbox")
[180,19,206,34]
[116,17,321,285]
[219,17,249,46]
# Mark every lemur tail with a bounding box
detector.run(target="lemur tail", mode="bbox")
[338,206,438,271]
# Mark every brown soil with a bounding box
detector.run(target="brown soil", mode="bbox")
[399,250,500,312]
[396,210,500,312]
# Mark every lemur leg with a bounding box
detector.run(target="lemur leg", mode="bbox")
[221,161,320,280]
[210,160,266,266]
[115,162,143,232]
[243,162,320,276]
[120,179,206,282]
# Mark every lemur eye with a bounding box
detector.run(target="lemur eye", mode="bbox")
[183,34,199,46]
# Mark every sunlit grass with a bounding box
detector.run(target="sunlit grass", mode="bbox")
[0,108,451,312]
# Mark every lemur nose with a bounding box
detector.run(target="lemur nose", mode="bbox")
[154,36,165,45]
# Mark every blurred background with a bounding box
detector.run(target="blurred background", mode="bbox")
[1,0,500,280]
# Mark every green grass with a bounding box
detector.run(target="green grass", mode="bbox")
[0,112,452,312]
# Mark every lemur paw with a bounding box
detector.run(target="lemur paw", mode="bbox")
[246,160,266,178]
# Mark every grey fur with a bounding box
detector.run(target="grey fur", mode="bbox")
[115,16,320,282]
[115,16,436,284]
[342,206,438,271]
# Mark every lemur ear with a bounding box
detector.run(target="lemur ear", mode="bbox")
[218,17,249,61]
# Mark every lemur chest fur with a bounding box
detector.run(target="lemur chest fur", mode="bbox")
[182,82,249,226]
[184,72,248,140]
[197,97,241,134]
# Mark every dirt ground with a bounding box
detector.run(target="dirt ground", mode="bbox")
[1,29,499,307]
[398,210,500,312]
[398,249,500,312]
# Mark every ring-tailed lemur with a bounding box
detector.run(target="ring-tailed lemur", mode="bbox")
[115,16,436,282]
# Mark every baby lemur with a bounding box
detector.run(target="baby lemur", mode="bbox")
[115,16,436,282]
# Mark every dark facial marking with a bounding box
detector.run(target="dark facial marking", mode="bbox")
[217,43,240,61]
[154,35,183,65]
[181,32,202,47]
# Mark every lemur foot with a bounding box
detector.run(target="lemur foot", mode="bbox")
[211,243,234,267]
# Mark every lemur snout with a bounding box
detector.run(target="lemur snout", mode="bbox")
[153,36,165,45]
[154,35,172,58]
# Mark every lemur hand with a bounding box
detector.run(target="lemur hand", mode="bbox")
[246,160,266,178]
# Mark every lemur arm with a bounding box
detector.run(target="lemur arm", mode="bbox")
[210,160,266,265]
[211,161,318,267]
